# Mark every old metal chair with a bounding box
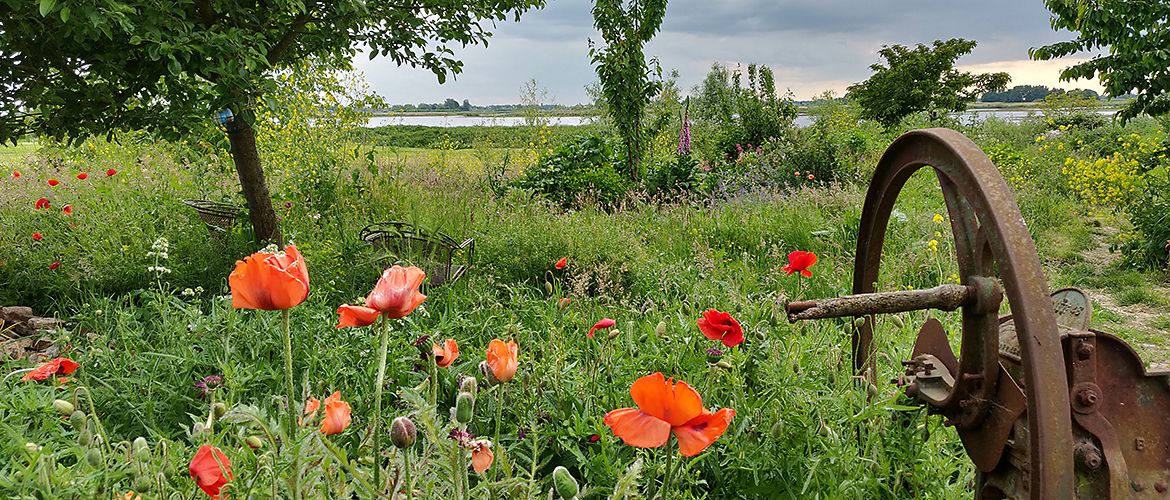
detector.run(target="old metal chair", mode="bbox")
[359,221,474,288]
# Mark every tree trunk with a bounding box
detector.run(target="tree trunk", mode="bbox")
[226,117,280,243]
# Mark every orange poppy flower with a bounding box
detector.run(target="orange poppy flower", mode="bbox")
[301,397,321,425]
[604,372,735,457]
[189,444,232,500]
[366,266,427,319]
[320,391,351,435]
[554,257,567,270]
[11,170,19,178]
[433,338,459,368]
[469,439,494,474]
[22,357,80,382]
[485,339,519,383]
[335,304,380,329]
[62,204,73,215]
[696,310,744,348]
[229,245,310,310]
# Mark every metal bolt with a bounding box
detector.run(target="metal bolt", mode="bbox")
[922,362,935,376]
[1076,387,1099,407]
[1074,442,1103,471]
[1132,481,1145,492]
[1076,342,1095,360]
[1154,480,1167,493]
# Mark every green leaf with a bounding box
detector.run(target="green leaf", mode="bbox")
[59,6,69,22]
[38,0,56,17]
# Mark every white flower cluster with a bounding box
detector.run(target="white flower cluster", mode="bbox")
[147,265,172,274]
[147,237,170,260]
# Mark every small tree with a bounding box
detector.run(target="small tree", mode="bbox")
[1031,1,1170,120]
[0,1,544,241]
[590,0,668,181]
[847,39,1010,128]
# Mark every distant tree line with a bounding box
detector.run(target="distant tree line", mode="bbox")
[980,85,1100,103]
[378,101,595,113]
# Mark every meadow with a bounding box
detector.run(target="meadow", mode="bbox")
[1,103,1168,499]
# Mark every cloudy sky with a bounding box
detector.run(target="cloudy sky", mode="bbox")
[353,0,1101,106]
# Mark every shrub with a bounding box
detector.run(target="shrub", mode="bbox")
[515,135,629,208]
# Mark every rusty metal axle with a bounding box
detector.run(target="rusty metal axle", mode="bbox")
[786,284,972,322]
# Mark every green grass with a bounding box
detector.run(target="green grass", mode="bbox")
[0,116,1167,499]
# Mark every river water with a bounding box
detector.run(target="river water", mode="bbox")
[365,108,1117,128]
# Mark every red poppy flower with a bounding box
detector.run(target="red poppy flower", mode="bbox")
[604,372,735,457]
[320,391,351,435]
[62,205,73,215]
[337,266,427,327]
[12,171,20,178]
[588,318,616,339]
[807,174,815,180]
[35,198,50,209]
[486,338,519,383]
[32,233,43,241]
[48,261,60,270]
[588,434,600,443]
[47,179,60,187]
[781,250,818,277]
[433,338,459,368]
[696,310,744,347]
[22,357,80,382]
[228,245,310,310]
[554,257,567,270]
[76,173,88,180]
[189,444,232,500]
[106,169,117,176]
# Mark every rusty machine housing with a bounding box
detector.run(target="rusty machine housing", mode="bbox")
[785,129,1170,499]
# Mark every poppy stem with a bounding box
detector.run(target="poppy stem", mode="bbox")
[372,315,392,491]
[281,310,296,438]
[491,383,505,480]
[662,436,676,500]
[403,447,414,500]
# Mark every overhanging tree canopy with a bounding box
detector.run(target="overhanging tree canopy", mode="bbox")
[0,0,544,241]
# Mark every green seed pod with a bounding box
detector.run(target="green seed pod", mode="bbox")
[455,392,475,424]
[69,410,87,430]
[390,417,417,449]
[479,361,500,386]
[890,314,905,328]
[212,402,227,418]
[654,320,667,338]
[544,281,554,296]
[552,466,580,499]
[715,360,733,370]
[53,399,75,415]
[606,329,621,340]
[459,376,478,397]
[245,436,263,449]
[133,474,152,493]
[853,317,866,329]
[85,447,102,466]
[133,437,150,457]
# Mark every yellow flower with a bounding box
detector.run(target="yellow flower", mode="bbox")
[927,239,939,253]
[932,213,944,224]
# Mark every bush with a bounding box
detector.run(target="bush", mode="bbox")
[515,134,629,208]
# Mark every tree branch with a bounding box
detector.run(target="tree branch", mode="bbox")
[267,13,312,66]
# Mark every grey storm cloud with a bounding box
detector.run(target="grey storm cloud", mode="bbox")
[354,1,1090,105]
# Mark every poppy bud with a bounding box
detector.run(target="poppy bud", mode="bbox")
[246,436,263,449]
[770,420,785,439]
[23,442,41,455]
[133,475,152,493]
[479,361,500,386]
[706,348,724,364]
[391,417,417,449]
[459,376,478,397]
[544,281,554,295]
[86,448,103,466]
[655,321,667,338]
[606,329,621,340]
[212,402,227,418]
[69,410,87,430]
[455,392,475,424]
[890,315,904,328]
[192,422,207,436]
[53,399,75,415]
[716,360,733,370]
[132,437,150,457]
[552,466,580,499]
[79,426,94,447]
[853,317,866,329]
[557,297,571,310]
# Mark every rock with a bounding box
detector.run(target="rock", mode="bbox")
[0,306,66,361]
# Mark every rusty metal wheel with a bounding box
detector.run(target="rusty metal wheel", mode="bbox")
[843,129,1074,498]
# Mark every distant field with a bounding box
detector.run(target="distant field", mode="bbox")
[0,141,38,165]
